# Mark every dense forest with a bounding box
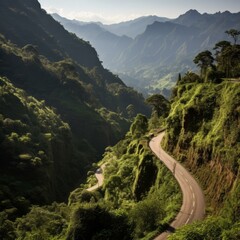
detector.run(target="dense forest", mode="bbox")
[0,0,240,239]
[0,0,150,237]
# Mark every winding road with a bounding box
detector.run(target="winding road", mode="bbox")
[86,164,105,191]
[149,132,205,240]
[86,132,205,239]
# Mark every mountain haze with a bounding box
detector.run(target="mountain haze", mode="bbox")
[101,15,170,38]
[52,13,133,69]
[54,10,240,97]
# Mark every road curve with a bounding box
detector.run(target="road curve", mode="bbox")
[149,132,205,240]
[86,164,106,192]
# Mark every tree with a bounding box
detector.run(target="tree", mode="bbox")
[177,73,182,83]
[129,197,166,238]
[193,50,214,79]
[215,44,240,77]
[126,104,135,118]
[145,94,170,117]
[225,29,240,45]
[214,41,231,55]
[130,114,148,137]
[181,71,202,84]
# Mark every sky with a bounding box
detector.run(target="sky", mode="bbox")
[38,0,240,24]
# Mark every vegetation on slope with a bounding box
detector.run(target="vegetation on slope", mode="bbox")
[66,113,181,240]
[0,111,181,240]
[0,0,150,237]
[0,76,81,238]
[0,0,150,158]
[0,34,149,158]
[164,36,240,238]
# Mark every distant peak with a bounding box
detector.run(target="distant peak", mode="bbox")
[51,13,60,17]
[185,9,201,15]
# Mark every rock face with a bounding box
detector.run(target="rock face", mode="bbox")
[164,80,240,210]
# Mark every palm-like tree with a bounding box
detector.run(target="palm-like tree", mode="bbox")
[193,50,214,79]
[225,29,240,45]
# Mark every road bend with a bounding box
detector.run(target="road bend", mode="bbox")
[149,132,205,240]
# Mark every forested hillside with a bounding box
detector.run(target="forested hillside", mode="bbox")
[164,38,240,239]
[0,76,79,217]
[0,0,150,157]
[0,0,150,234]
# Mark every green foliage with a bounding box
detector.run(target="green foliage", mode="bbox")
[225,29,240,45]
[0,77,83,229]
[132,151,158,200]
[97,107,130,140]
[169,216,232,240]
[129,196,166,238]
[193,32,240,80]
[130,114,148,137]
[0,32,149,159]
[193,50,214,79]
[66,203,131,240]
[15,203,69,240]
[177,71,202,84]
[165,42,240,237]
[145,94,170,117]
[84,114,182,239]
[0,24,149,237]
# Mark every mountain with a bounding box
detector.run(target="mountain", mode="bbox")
[0,76,79,217]
[0,0,101,68]
[174,9,240,44]
[66,42,240,239]
[10,42,240,239]
[101,15,170,38]
[54,10,240,97]
[52,13,133,68]
[0,0,150,225]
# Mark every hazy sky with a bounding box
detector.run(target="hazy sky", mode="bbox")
[38,0,240,23]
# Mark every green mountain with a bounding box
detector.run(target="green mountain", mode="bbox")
[166,80,240,239]
[0,0,150,154]
[63,39,239,239]
[0,76,80,220]
[163,41,240,238]
[0,0,150,229]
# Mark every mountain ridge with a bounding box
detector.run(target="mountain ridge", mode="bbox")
[53,10,240,97]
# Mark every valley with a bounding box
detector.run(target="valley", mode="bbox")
[52,10,240,97]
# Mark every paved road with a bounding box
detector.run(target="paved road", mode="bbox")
[149,132,205,240]
[86,164,105,192]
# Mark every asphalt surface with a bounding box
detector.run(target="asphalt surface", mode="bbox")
[149,132,205,240]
